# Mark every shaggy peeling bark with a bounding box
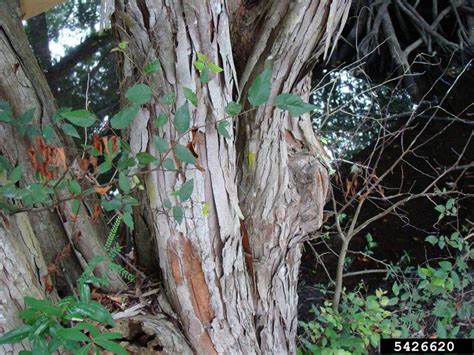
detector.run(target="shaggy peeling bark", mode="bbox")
[114,0,349,353]
[0,213,50,353]
[0,2,125,295]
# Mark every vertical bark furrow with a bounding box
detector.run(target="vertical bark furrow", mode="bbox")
[0,213,50,353]
[0,2,125,293]
[237,2,346,352]
[114,0,349,352]
[116,1,259,353]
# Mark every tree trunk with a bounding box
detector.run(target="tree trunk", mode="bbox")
[0,1,125,297]
[113,0,349,353]
[0,212,51,353]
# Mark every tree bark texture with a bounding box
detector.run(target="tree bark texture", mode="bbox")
[0,1,125,296]
[0,212,51,353]
[114,0,349,353]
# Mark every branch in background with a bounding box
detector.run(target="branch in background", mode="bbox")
[398,0,463,52]
[27,13,52,69]
[46,30,113,83]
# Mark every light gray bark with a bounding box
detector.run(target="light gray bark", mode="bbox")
[0,1,125,294]
[114,0,349,353]
[0,212,50,354]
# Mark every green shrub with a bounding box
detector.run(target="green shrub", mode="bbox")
[299,287,400,354]
[0,259,126,354]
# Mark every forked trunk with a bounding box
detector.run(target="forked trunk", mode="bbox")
[114,1,349,353]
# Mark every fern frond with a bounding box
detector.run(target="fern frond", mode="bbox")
[109,262,136,282]
[105,216,122,252]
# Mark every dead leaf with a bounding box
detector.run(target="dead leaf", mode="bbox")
[95,185,111,195]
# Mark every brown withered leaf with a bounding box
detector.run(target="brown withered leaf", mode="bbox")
[47,263,58,274]
[91,203,101,223]
[42,275,55,293]
[111,136,119,153]
[102,136,109,156]
[95,185,111,195]
[55,147,67,170]
[92,133,102,154]
[89,156,98,174]
[80,158,89,172]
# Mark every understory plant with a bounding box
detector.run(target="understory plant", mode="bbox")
[299,286,400,354]
[0,256,127,354]
[1,46,319,353]
[299,199,473,354]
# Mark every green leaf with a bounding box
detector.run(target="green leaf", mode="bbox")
[163,199,172,209]
[98,160,113,174]
[57,327,90,342]
[431,277,445,287]
[42,125,54,143]
[122,212,134,230]
[117,156,136,170]
[446,198,454,210]
[174,144,196,164]
[23,297,50,311]
[61,110,96,127]
[126,84,152,105]
[68,180,82,195]
[172,206,184,224]
[153,135,169,154]
[434,204,446,213]
[200,66,209,84]
[0,101,12,122]
[62,123,81,138]
[94,332,123,341]
[438,261,453,271]
[163,158,175,170]
[433,300,448,317]
[183,88,198,106]
[67,301,114,326]
[391,282,400,296]
[17,108,35,125]
[31,316,50,337]
[172,179,194,202]
[248,68,271,106]
[95,339,127,355]
[0,325,31,345]
[53,107,72,122]
[197,52,207,62]
[208,62,223,73]
[110,105,139,129]
[174,102,190,134]
[275,93,317,117]
[160,92,176,105]
[225,101,242,116]
[217,121,231,139]
[9,165,22,183]
[194,61,205,72]
[0,155,13,172]
[144,59,161,75]
[202,202,209,217]
[79,283,91,303]
[31,338,49,355]
[102,198,122,211]
[72,199,81,216]
[76,344,91,355]
[155,113,168,128]
[119,172,131,194]
[425,235,438,245]
[436,321,447,338]
[136,152,157,166]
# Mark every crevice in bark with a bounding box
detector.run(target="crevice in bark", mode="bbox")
[111,0,349,353]
[0,1,126,293]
